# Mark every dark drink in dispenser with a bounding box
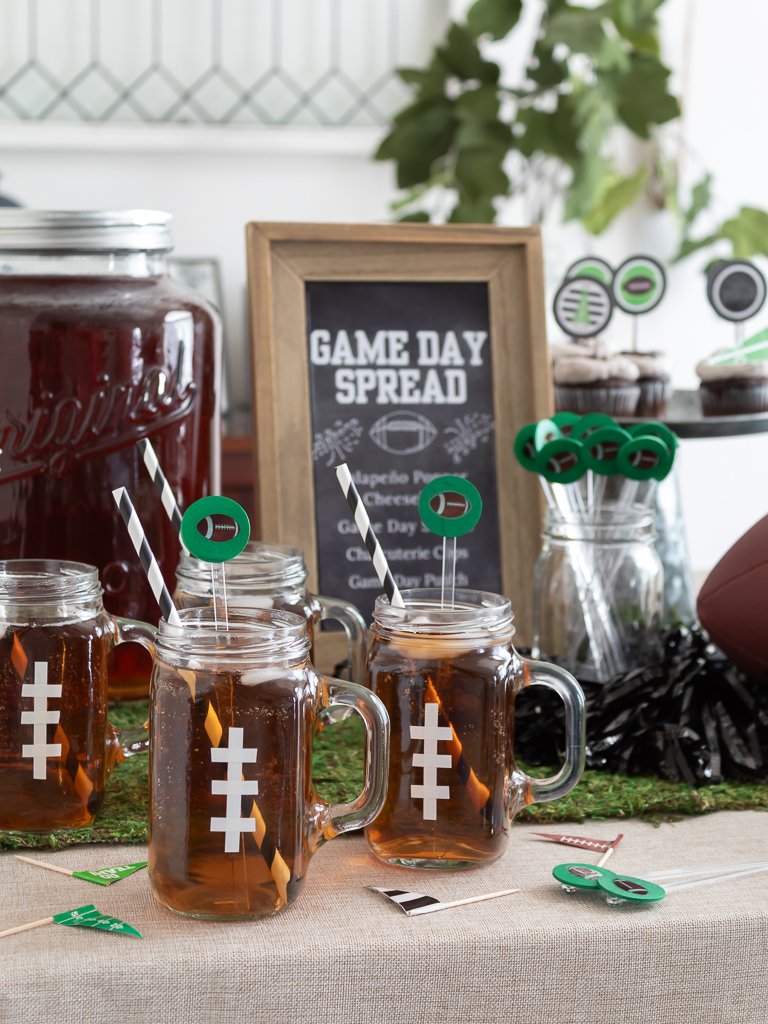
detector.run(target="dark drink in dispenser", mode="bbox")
[0,211,220,699]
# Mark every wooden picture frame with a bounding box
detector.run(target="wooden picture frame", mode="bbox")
[245,222,552,642]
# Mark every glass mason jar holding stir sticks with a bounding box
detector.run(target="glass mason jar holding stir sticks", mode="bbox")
[174,541,367,684]
[532,500,664,682]
[516,412,673,683]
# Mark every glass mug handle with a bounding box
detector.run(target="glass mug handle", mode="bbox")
[104,616,157,771]
[313,677,390,841]
[316,596,367,685]
[516,659,586,806]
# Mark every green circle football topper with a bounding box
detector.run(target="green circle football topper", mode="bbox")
[553,862,617,891]
[181,495,251,562]
[565,256,614,287]
[418,476,482,538]
[613,256,666,315]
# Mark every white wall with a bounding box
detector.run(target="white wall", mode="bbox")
[1,0,767,579]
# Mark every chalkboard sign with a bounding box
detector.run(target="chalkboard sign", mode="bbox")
[245,223,551,642]
[306,281,501,621]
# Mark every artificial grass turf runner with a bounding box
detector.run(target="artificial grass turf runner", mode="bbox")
[2,701,766,851]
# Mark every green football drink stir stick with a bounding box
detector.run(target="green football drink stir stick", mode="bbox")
[180,495,251,632]
[418,476,482,609]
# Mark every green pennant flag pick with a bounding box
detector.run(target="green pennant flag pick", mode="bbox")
[53,905,143,937]
[16,855,147,886]
[0,904,142,940]
[72,864,147,886]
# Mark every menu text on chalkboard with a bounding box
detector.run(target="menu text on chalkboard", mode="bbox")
[306,281,501,623]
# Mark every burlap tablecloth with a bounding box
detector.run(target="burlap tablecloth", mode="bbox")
[2,811,768,1024]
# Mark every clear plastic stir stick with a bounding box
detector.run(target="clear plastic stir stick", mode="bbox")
[441,537,456,609]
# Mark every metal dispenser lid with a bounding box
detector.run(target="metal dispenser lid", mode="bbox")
[0,209,173,252]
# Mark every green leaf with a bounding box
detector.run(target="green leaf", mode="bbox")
[581,166,648,234]
[454,148,509,200]
[682,173,712,230]
[564,154,613,221]
[398,57,449,101]
[604,53,679,138]
[611,21,659,56]
[375,101,456,188]
[672,233,722,263]
[397,212,431,223]
[545,5,609,55]
[610,0,663,34]
[455,84,501,122]
[594,33,632,73]
[516,97,581,166]
[721,207,768,259]
[438,23,500,83]
[466,0,523,41]
[527,41,568,88]
[449,195,498,223]
[455,118,514,152]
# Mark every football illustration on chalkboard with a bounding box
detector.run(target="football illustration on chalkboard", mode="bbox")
[553,278,613,338]
[369,410,438,455]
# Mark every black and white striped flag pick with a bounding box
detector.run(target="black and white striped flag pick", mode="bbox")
[336,463,405,608]
[367,886,519,916]
[137,438,188,552]
[112,486,182,627]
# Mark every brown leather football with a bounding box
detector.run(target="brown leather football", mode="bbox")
[697,512,768,682]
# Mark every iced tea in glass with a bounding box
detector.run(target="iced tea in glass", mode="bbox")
[365,589,585,869]
[149,606,389,919]
[0,559,153,832]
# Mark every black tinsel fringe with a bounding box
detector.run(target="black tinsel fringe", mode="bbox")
[515,626,768,787]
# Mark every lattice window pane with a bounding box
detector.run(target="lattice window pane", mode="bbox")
[0,0,448,125]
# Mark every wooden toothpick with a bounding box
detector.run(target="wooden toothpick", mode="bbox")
[596,833,624,868]
[439,888,520,909]
[0,917,55,938]
[407,888,520,916]
[15,855,74,877]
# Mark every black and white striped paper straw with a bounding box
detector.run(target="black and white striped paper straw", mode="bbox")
[137,438,188,553]
[336,463,405,609]
[112,487,182,627]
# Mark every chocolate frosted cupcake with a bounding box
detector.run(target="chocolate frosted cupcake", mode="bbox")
[552,347,641,416]
[697,355,768,416]
[622,351,672,418]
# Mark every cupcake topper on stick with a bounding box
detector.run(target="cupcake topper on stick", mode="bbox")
[553,277,613,339]
[565,257,614,287]
[418,476,482,609]
[705,324,768,366]
[612,255,666,351]
[707,259,767,346]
